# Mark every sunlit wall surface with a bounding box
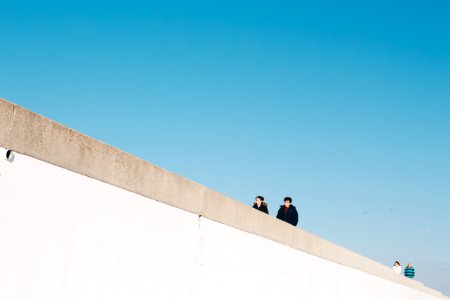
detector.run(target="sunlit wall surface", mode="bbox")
[0,148,444,300]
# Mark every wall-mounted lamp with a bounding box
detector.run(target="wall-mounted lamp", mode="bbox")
[3,149,13,161]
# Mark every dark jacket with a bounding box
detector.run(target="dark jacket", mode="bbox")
[276,205,298,226]
[252,203,269,214]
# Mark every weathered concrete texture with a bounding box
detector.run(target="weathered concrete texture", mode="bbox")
[0,97,447,299]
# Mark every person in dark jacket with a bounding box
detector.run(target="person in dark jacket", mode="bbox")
[276,196,298,226]
[252,195,269,214]
[404,262,415,279]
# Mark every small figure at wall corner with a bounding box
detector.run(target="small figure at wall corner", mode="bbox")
[393,261,402,274]
[404,262,415,279]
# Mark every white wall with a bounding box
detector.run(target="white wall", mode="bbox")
[0,148,442,300]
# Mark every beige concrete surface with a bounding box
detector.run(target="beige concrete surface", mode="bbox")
[0,97,448,299]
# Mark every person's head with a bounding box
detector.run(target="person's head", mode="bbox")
[407,262,412,268]
[394,261,400,267]
[284,196,292,207]
[255,196,264,206]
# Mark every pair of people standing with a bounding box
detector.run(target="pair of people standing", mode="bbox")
[252,196,299,226]
[392,261,415,279]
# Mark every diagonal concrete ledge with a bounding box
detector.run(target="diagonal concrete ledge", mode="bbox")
[0,97,448,299]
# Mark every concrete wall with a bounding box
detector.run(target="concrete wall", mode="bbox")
[0,98,448,299]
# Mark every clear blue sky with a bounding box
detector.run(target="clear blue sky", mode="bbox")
[1,0,449,295]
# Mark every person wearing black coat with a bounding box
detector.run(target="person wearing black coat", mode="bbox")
[252,195,269,214]
[276,196,298,226]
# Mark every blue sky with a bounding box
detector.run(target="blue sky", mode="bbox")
[1,0,450,295]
